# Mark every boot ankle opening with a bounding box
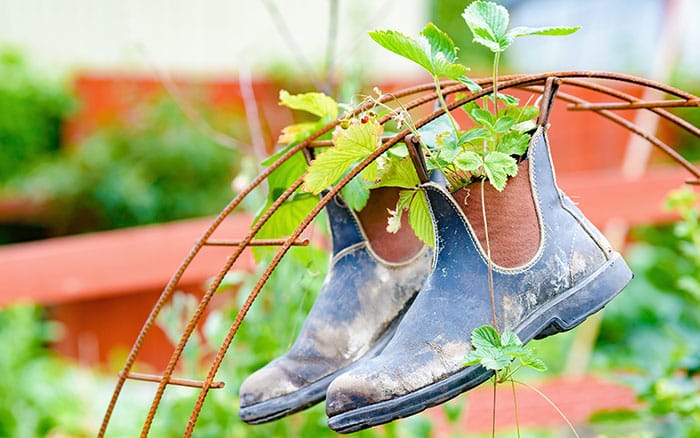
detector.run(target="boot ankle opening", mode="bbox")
[355,187,424,263]
[453,160,541,268]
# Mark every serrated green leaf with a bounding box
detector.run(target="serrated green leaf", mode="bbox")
[418,115,454,152]
[471,325,501,349]
[455,150,483,173]
[334,119,381,153]
[369,29,433,73]
[374,157,420,189]
[468,107,496,129]
[421,22,459,63]
[341,176,371,211]
[462,1,511,53]
[507,25,581,40]
[278,122,319,144]
[483,151,518,191]
[409,189,435,247]
[497,131,530,155]
[500,331,523,348]
[279,90,338,120]
[303,120,381,194]
[387,189,414,233]
[493,116,516,133]
[459,127,490,145]
[481,351,514,371]
[458,76,482,92]
[495,92,519,106]
[252,192,318,261]
[370,25,469,81]
[521,354,548,372]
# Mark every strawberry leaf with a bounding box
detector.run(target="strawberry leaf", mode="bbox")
[483,151,518,191]
[279,90,338,120]
[408,189,435,247]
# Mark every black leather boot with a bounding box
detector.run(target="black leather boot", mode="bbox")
[238,187,432,424]
[326,81,632,433]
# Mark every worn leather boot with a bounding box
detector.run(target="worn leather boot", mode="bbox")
[326,81,633,433]
[238,187,432,424]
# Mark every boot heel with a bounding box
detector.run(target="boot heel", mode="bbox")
[532,252,632,340]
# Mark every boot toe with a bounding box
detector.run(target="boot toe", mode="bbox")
[239,362,300,408]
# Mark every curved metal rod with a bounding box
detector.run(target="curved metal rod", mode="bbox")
[131,83,456,436]
[529,80,700,179]
[100,71,700,436]
[185,71,700,434]
[99,79,453,437]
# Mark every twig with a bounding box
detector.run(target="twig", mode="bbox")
[513,380,580,438]
[511,379,521,438]
[261,0,325,91]
[239,65,268,160]
[325,0,339,95]
[137,44,246,150]
[481,178,499,332]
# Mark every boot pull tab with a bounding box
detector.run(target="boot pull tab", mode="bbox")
[405,134,430,184]
[537,76,562,128]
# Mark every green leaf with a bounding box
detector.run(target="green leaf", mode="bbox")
[369,29,433,73]
[303,120,380,194]
[369,24,469,80]
[463,2,580,53]
[483,151,518,191]
[278,122,319,144]
[455,150,483,174]
[418,115,454,152]
[462,1,511,53]
[374,157,421,189]
[493,116,516,133]
[507,25,581,40]
[495,92,519,106]
[279,90,338,120]
[341,176,371,211]
[408,189,435,247]
[521,353,548,372]
[468,107,495,129]
[497,131,530,156]
[387,189,414,233]
[252,193,318,261]
[421,22,459,63]
[500,331,523,348]
[458,76,482,92]
[470,325,501,349]
[458,127,489,145]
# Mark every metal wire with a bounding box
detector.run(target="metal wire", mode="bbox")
[98,71,700,437]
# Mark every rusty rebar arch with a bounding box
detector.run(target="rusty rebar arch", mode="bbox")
[98,71,700,437]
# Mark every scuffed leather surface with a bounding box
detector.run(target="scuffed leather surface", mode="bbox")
[326,127,612,415]
[239,196,432,407]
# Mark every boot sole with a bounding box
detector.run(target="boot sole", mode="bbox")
[327,252,632,433]
[238,300,410,424]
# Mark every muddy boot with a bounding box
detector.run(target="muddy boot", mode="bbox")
[238,187,432,424]
[326,82,632,433]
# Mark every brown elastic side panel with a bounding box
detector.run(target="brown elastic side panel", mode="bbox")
[355,187,424,263]
[452,161,541,268]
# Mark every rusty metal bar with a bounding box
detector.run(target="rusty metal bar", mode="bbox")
[120,372,225,389]
[184,72,700,435]
[100,71,700,437]
[134,81,454,437]
[569,99,700,111]
[203,238,310,247]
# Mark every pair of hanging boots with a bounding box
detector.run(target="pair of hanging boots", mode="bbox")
[239,80,632,432]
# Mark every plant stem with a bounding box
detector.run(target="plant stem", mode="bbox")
[481,178,499,332]
[513,380,580,438]
[492,51,501,114]
[433,76,461,138]
[491,377,497,438]
[511,379,521,438]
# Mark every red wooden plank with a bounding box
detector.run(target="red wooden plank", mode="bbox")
[0,214,256,306]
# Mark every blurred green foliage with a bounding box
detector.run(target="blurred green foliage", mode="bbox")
[591,187,700,436]
[6,98,241,236]
[0,50,74,183]
[0,305,92,437]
